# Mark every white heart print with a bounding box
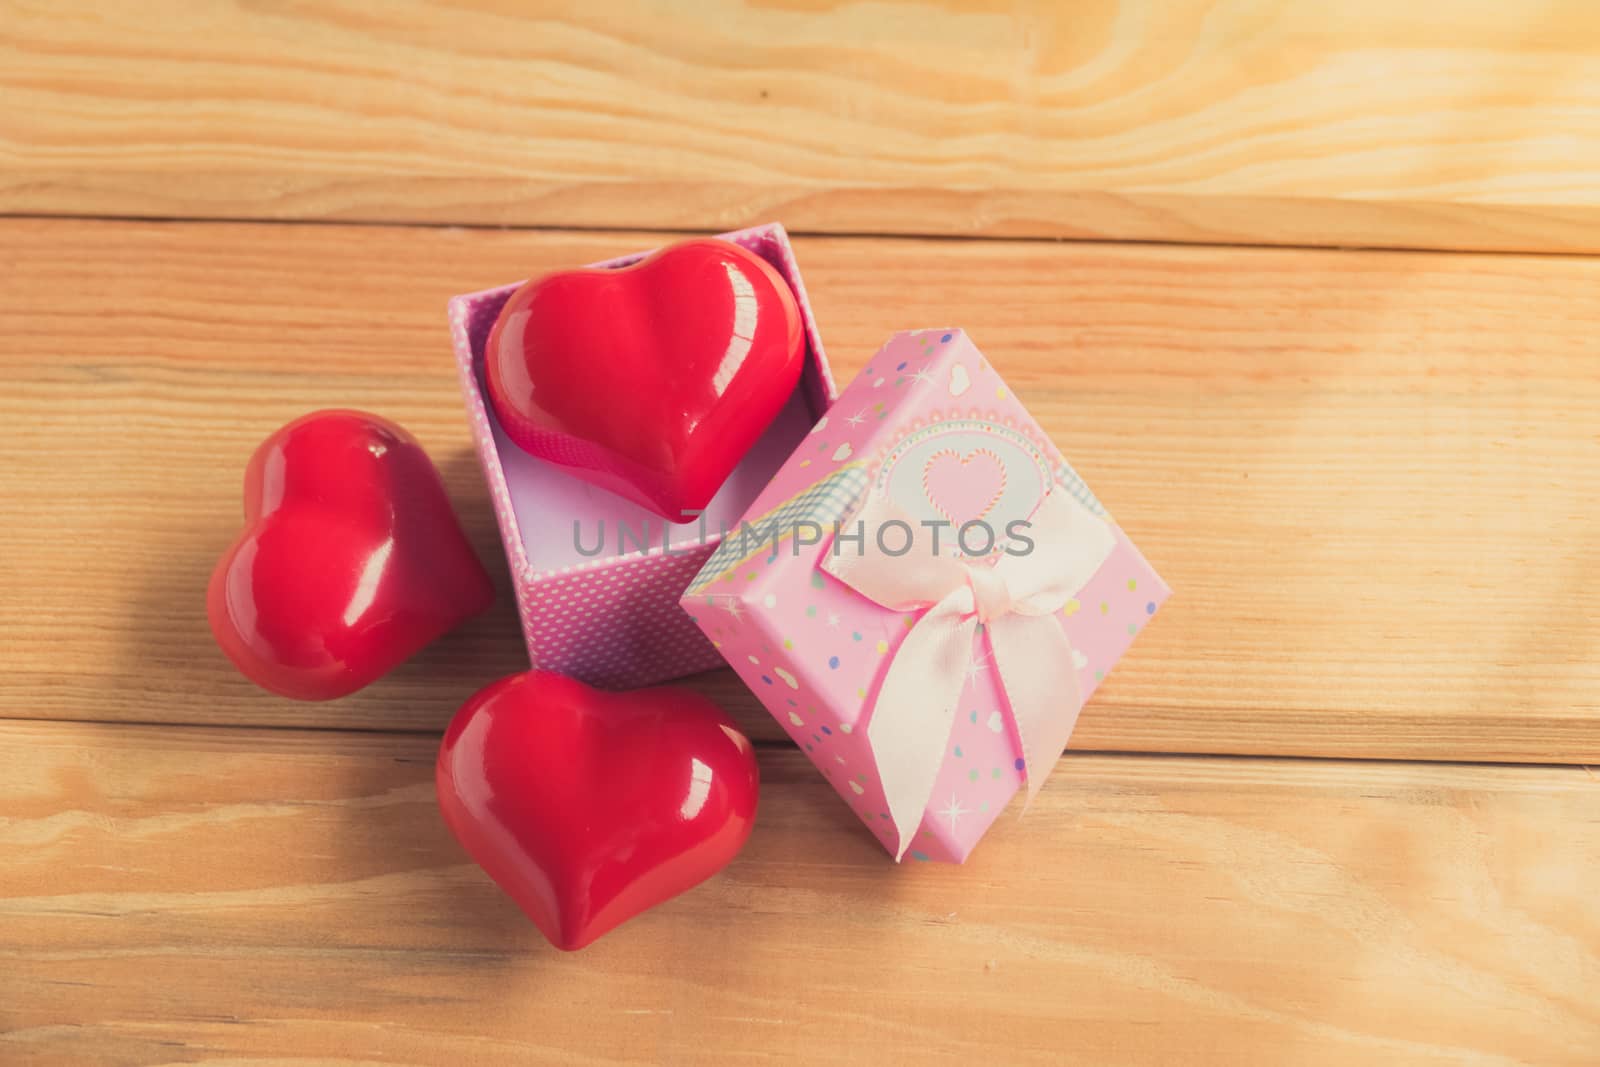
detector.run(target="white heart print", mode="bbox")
[810,415,828,435]
[832,442,853,461]
[949,363,972,396]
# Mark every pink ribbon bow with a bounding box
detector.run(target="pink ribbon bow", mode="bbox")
[823,488,1115,859]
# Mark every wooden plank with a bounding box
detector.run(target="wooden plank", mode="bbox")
[1,719,1596,1065]
[2,218,1598,761]
[5,2,1600,251]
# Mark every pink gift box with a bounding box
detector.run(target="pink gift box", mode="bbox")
[680,330,1169,862]
[448,223,836,689]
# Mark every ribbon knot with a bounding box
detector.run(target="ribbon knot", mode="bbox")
[823,486,1116,860]
[965,565,1014,624]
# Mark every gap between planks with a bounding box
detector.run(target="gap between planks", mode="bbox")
[14,210,1600,260]
[2,713,1592,778]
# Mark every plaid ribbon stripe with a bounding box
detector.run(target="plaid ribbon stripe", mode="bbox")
[1053,459,1106,518]
[688,464,871,594]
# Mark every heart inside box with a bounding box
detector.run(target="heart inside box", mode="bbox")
[461,242,832,574]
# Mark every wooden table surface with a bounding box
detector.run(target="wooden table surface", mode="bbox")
[2,4,1597,1065]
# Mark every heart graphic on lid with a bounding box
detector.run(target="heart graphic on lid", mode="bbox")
[922,447,1007,529]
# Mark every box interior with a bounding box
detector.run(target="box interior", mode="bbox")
[465,244,830,574]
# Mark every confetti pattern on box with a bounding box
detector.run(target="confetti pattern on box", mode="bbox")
[683,329,1170,861]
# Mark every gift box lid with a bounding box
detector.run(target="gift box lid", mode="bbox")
[680,329,1170,862]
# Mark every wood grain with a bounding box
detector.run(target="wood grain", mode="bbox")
[2,719,1595,1066]
[3,218,1598,761]
[6,2,1600,251]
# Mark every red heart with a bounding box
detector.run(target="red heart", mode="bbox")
[208,410,494,701]
[436,670,760,950]
[485,237,805,520]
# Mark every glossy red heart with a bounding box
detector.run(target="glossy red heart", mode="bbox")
[208,410,494,701]
[436,670,760,950]
[485,237,806,520]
